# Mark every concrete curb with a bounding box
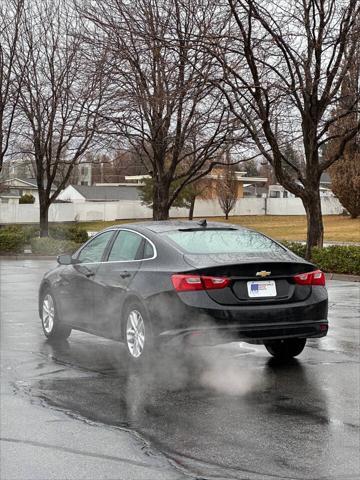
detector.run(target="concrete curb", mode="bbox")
[325,273,360,282]
[0,255,56,260]
[1,255,359,282]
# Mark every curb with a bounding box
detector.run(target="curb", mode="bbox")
[1,256,359,282]
[325,273,360,282]
[0,255,56,260]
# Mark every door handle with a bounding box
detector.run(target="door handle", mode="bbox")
[120,271,131,279]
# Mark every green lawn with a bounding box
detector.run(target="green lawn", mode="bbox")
[80,215,360,243]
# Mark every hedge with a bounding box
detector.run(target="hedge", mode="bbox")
[49,224,88,243]
[312,246,360,276]
[0,229,26,253]
[1,225,39,242]
[0,223,87,253]
[30,238,81,256]
[283,241,360,276]
[1,225,359,275]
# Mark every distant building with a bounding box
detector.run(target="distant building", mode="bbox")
[0,178,56,204]
[0,189,21,204]
[268,181,334,198]
[268,185,296,198]
[78,163,92,186]
[125,172,268,199]
[57,184,141,203]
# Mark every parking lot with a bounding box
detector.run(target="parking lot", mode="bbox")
[1,259,359,480]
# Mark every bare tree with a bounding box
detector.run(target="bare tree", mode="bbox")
[210,0,360,257]
[16,0,109,236]
[216,151,238,219]
[0,0,25,173]
[80,0,239,220]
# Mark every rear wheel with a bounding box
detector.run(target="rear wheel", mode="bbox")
[41,290,71,340]
[123,302,154,364]
[264,338,306,359]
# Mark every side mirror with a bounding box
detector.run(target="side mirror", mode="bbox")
[57,254,75,265]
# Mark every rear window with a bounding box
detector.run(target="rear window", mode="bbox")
[164,229,284,254]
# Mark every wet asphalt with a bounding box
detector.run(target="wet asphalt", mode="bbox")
[1,259,359,480]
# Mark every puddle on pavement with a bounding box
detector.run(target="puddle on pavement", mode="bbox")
[15,337,359,480]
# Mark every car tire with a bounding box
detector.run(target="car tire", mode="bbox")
[41,290,72,341]
[264,338,306,359]
[123,301,154,365]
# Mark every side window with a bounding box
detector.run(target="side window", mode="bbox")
[143,240,154,259]
[108,231,143,262]
[77,231,114,263]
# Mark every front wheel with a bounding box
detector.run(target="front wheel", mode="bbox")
[41,291,72,341]
[264,338,306,359]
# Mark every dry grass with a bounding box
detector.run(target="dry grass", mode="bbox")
[81,215,360,243]
[213,215,360,243]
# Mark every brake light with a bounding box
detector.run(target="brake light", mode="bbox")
[171,274,230,292]
[293,270,325,286]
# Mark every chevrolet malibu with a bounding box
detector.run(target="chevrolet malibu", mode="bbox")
[39,221,328,361]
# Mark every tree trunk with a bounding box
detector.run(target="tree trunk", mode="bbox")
[302,190,324,260]
[152,181,170,220]
[188,195,196,220]
[39,202,50,237]
[225,211,229,220]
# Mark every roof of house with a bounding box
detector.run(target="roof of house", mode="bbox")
[0,177,56,190]
[72,185,141,201]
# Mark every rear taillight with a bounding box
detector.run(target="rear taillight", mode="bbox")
[293,270,325,286]
[171,274,230,292]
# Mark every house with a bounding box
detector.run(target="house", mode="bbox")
[243,184,268,198]
[56,184,141,203]
[0,178,56,204]
[319,172,334,196]
[268,181,335,198]
[268,185,296,198]
[125,172,268,198]
[0,189,21,204]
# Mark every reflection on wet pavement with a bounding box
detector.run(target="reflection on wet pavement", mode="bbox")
[1,260,359,480]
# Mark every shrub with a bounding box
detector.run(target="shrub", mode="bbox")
[67,225,89,243]
[49,224,88,244]
[312,246,360,276]
[0,230,26,253]
[281,241,306,258]
[19,193,35,204]
[282,241,360,275]
[20,225,39,242]
[0,225,39,243]
[48,224,69,240]
[30,238,81,256]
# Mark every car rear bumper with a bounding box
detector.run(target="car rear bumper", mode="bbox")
[158,319,328,345]
[147,286,328,345]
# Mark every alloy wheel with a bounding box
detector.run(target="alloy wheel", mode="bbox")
[126,309,145,358]
[42,294,55,334]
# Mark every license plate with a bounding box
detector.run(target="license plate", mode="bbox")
[247,280,277,297]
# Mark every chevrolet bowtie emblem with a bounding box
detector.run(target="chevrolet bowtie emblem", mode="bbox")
[256,270,271,277]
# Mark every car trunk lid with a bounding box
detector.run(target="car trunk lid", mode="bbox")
[183,253,314,305]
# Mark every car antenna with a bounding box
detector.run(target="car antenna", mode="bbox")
[198,219,207,227]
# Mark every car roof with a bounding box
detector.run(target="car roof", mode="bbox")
[106,220,245,234]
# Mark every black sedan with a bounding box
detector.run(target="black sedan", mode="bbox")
[39,220,328,361]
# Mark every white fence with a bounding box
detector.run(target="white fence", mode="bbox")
[0,197,344,224]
